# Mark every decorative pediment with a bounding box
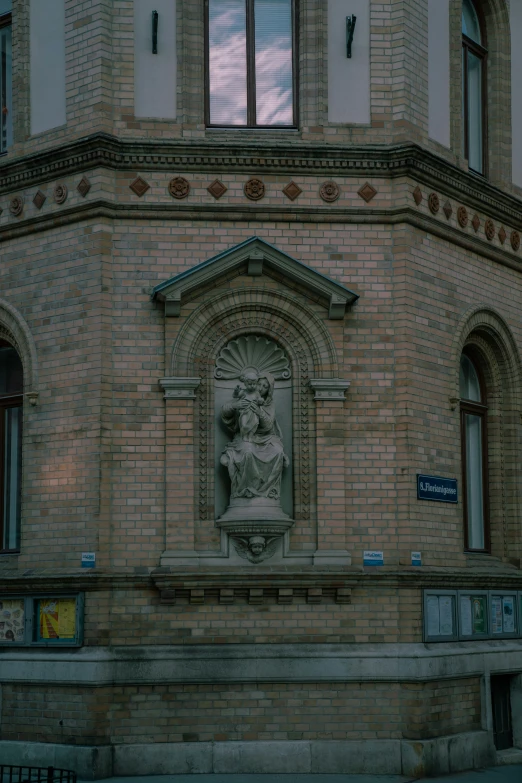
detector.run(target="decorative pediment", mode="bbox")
[152,237,359,319]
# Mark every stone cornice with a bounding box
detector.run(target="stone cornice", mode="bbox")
[1,199,520,274]
[1,641,522,686]
[0,134,521,226]
[0,565,520,597]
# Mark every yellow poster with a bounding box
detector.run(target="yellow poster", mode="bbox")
[39,598,76,640]
[0,598,25,643]
[57,599,77,638]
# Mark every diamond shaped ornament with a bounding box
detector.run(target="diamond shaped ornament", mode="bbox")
[130,177,150,197]
[498,226,507,245]
[207,179,227,199]
[472,214,480,232]
[413,186,422,206]
[282,181,302,201]
[358,182,378,203]
[33,190,46,210]
[77,177,91,197]
[443,201,452,220]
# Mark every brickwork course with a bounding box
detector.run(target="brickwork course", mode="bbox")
[0,0,522,779]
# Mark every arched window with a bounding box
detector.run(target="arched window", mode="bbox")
[460,353,489,552]
[462,0,487,174]
[0,340,22,552]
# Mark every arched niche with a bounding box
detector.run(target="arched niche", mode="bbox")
[156,238,356,565]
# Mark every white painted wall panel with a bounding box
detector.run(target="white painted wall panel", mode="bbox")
[134,0,177,119]
[30,0,66,135]
[512,1,522,187]
[328,0,370,125]
[428,0,450,147]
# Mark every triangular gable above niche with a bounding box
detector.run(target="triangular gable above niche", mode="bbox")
[152,237,359,320]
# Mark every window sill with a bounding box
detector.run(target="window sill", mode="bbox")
[206,126,300,135]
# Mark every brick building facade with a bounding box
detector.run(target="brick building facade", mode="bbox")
[1,0,522,777]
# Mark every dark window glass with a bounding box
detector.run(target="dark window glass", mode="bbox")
[0,4,12,154]
[460,354,488,552]
[462,0,486,174]
[0,342,22,552]
[207,0,296,128]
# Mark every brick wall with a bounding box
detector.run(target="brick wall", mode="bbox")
[401,678,482,740]
[0,679,481,745]
[0,208,520,571]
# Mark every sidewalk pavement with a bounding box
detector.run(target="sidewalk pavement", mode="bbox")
[80,765,522,783]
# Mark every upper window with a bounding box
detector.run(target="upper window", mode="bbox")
[0,341,23,553]
[0,0,12,154]
[462,0,487,174]
[205,0,297,128]
[460,353,489,552]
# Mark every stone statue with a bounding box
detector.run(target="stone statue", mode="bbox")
[220,369,289,506]
[214,336,294,560]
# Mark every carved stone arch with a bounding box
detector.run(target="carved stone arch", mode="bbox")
[170,287,339,380]
[0,297,39,397]
[450,304,522,559]
[450,304,522,410]
[168,288,343,555]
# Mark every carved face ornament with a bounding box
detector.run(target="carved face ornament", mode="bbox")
[249,536,266,556]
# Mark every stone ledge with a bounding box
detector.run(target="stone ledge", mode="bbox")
[1,640,522,686]
[1,201,520,276]
[402,731,496,778]
[497,747,522,765]
[0,733,497,779]
[1,563,522,591]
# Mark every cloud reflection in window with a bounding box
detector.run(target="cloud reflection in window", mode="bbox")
[209,0,248,126]
[255,0,293,125]
[208,0,294,127]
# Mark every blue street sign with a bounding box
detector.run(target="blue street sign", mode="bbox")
[417,475,458,503]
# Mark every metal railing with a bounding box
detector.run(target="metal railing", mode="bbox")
[0,767,76,783]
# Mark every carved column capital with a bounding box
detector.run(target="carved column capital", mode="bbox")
[159,377,201,400]
[309,378,350,400]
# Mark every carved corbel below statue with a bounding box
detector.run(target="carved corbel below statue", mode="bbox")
[231,534,280,563]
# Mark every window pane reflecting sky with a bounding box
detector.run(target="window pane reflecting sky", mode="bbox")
[209,0,247,125]
[255,0,293,125]
[208,0,294,127]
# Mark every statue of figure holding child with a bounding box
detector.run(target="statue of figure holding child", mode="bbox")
[218,366,292,536]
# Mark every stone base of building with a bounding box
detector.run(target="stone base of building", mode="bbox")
[0,732,497,780]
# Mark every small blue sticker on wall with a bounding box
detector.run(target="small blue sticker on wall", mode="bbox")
[363,550,384,567]
[411,551,422,566]
[81,552,96,569]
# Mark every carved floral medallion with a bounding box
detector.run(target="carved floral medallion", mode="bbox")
[485,219,495,241]
[320,181,340,203]
[457,206,468,228]
[54,184,68,204]
[9,196,24,217]
[428,193,439,214]
[169,176,190,199]
[244,178,265,201]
